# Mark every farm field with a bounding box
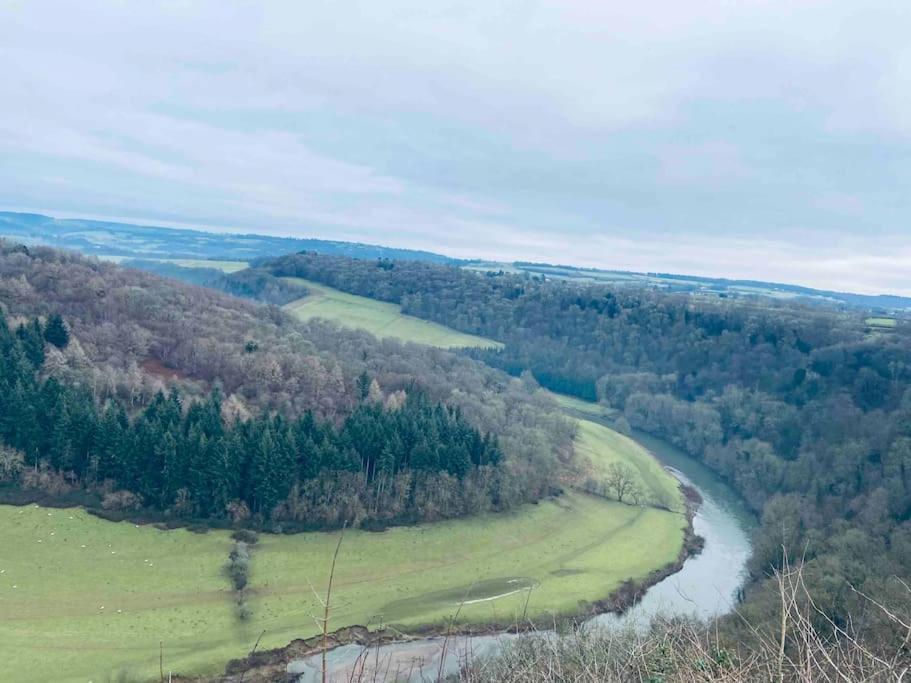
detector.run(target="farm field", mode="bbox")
[548,391,618,421]
[282,277,503,349]
[866,316,898,329]
[98,255,250,272]
[574,419,684,512]
[163,258,249,272]
[0,490,684,682]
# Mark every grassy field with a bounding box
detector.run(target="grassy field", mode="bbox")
[574,419,683,512]
[98,255,249,272]
[282,277,503,349]
[548,391,618,421]
[163,258,249,273]
[866,316,897,329]
[0,492,684,682]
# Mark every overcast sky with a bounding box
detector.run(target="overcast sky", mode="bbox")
[2,1,910,295]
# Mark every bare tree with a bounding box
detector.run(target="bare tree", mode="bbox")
[604,463,637,504]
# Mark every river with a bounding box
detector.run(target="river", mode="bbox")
[290,426,755,682]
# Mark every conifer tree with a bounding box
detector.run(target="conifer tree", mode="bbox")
[43,314,69,348]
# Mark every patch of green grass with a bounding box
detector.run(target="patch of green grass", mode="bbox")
[0,493,683,682]
[96,255,249,272]
[281,277,503,349]
[866,317,897,329]
[574,419,684,512]
[548,391,618,421]
[163,259,249,273]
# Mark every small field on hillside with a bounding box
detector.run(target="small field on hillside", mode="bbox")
[282,277,503,349]
[163,258,249,272]
[99,255,249,272]
[548,391,618,421]
[865,316,897,329]
[574,419,684,512]
[0,493,683,682]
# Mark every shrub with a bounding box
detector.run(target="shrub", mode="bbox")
[21,464,72,496]
[227,541,251,591]
[0,446,25,482]
[235,599,253,621]
[101,490,143,511]
[226,499,251,524]
[231,528,259,545]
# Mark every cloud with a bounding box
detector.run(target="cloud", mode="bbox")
[0,0,910,295]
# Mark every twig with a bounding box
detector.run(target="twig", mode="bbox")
[323,525,346,683]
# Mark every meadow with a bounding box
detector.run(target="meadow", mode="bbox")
[162,258,249,273]
[98,255,250,272]
[0,490,684,682]
[573,419,684,512]
[865,316,898,329]
[282,277,503,349]
[548,391,618,421]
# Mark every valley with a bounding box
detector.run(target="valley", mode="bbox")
[0,234,903,682]
[0,417,686,683]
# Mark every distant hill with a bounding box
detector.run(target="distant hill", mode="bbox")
[492,261,911,312]
[0,211,458,264]
[3,210,907,313]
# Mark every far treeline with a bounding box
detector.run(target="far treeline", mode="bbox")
[0,244,572,529]
[260,251,911,640]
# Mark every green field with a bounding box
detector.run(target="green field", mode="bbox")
[866,316,897,329]
[574,419,683,512]
[282,277,503,349]
[163,259,248,273]
[0,286,683,681]
[0,491,684,682]
[98,255,249,273]
[548,391,618,421]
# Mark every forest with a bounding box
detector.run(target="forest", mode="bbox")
[260,251,911,640]
[0,318,504,527]
[0,243,572,528]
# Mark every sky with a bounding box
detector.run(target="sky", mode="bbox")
[1,1,910,295]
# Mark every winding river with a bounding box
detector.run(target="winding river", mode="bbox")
[291,427,755,682]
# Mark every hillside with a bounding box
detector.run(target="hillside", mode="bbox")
[0,242,693,682]
[492,261,911,312]
[255,250,911,651]
[6,210,909,313]
[0,211,458,263]
[282,276,503,349]
[0,241,572,526]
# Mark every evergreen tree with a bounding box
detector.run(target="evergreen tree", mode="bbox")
[16,319,45,368]
[43,314,70,348]
[356,370,371,401]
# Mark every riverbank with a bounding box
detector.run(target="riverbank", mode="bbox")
[188,483,703,683]
[0,402,714,682]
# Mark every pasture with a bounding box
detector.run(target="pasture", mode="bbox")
[282,277,503,349]
[98,255,250,272]
[0,492,684,682]
[573,418,684,512]
[866,316,898,329]
[163,258,249,273]
[548,391,618,421]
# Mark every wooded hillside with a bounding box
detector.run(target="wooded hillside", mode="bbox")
[259,251,911,640]
[0,243,573,527]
